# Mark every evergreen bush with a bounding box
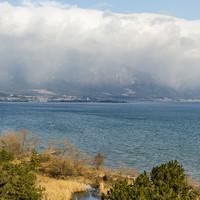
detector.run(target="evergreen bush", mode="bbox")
[102,160,200,200]
[0,150,44,199]
[0,149,14,163]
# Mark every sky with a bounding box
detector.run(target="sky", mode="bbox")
[2,0,200,20]
[59,0,200,20]
[0,0,200,93]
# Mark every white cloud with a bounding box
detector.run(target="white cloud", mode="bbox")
[0,1,200,91]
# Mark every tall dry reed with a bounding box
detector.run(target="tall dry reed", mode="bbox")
[37,174,86,200]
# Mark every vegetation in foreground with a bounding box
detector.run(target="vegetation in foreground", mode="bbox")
[0,149,44,199]
[0,129,199,200]
[102,160,200,200]
[0,129,138,199]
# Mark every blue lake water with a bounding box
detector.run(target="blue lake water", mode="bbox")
[0,101,200,182]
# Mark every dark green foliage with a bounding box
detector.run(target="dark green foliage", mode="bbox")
[150,160,189,199]
[29,150,41,170]
[101,180,134,200]
[0,149,14,163]
[132,171,155,200]
[0,150,44,200]
[101,172,154,200]
[102,160,200,200]
[135,170,151,187]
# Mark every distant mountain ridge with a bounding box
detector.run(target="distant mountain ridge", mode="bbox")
[1,78,200,101]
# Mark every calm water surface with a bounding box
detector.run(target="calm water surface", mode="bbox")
[0,101,200,183]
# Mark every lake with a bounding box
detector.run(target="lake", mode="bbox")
[0,101,200,182]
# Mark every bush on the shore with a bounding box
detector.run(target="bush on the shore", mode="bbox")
[102,160,200,200]
[29,150,42,170]
[0,129,40,157]
[93,153,106,169]
[0,149,44,200]
[0,149,14,163]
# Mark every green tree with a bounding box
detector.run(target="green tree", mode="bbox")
[0,149,14,163]
[150,160,189,199]
[29,150,41,170]
[102,160,200,200]
[101,179,134,200]
[0,150,44,199]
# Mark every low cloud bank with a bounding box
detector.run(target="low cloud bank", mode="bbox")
[0,1,200,91]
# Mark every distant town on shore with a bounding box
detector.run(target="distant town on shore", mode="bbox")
[1,89,200,103]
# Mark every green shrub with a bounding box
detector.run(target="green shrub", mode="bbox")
[0,149,14,163]
[102,160,200,200]
[29,150,42,170]
[0,150,44,199]
[150,160,189,199]
[102,179,134,200]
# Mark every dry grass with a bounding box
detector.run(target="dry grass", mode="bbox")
[99,181,109,194]
[36,174,86,200]
[0,129,138,198]
[185,175,200,189]
[0,129,40,157]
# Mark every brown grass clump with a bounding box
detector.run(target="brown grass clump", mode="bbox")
[99,181,108,194]
[0,129,39,157]
[185,175,200,189]
[116,161,139,179]
[36,174,86,200]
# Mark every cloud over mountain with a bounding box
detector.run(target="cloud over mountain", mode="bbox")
[0,1,200,93]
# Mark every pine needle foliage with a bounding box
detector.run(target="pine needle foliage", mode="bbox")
[29,150,42,171]
[0,149,14,163]
[102,160,200,200]
[0,150,44,200]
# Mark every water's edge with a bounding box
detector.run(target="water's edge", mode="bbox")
[71,186,100,200]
